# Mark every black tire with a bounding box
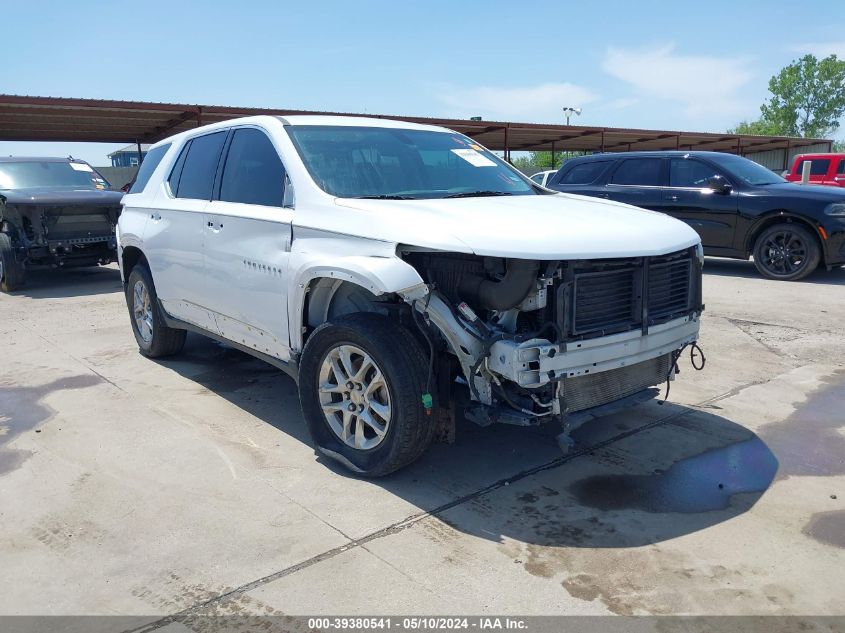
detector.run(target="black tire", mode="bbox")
[0,233,25,292]
[126,263,186,357]
[752,223,821,281]
[299,312,435,477]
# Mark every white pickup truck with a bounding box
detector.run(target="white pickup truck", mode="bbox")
[118,115,704,476]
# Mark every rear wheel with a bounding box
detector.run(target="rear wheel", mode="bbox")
[126,264,186,357]
[0,233,25,292]
[299,312,434,477]
[752,223,820,281]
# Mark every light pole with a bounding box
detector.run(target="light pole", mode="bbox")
[562,106,582,125]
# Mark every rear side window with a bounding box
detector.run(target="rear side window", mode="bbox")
[530,173,544,184]
[219,129,286,207]
[171,131,227,200]
[610,158,663,186]
[560,161,609,185]
[128,144,170,194]
[794,158,831,176]
[837,160,845,175]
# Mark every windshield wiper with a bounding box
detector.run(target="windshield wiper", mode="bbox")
[444,190,514,198]
[353,194,417,200]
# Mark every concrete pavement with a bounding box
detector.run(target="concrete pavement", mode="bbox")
[1,260,843,619]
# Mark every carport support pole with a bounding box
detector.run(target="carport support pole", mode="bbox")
[551,141,556,169]
[136,141,143,165]
[504,126,510,163]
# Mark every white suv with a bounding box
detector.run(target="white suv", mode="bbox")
[118,115,704,476]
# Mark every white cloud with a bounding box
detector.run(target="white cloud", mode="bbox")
[437,82,597,123]
[601,44,753,122]
[790,41,845,58]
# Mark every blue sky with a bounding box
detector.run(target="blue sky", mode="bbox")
[2,0,843,164]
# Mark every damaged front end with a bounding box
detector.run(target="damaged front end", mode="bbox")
[398,246,704,436]
[0,195,121,273]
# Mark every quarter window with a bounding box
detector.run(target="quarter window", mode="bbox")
[172,131,227,200]
[669,159,720,188]
[129,143,170,194]
[561,161,609,185]
[220,129,286,206]
[610,158,663,186]
[794,158,831,176]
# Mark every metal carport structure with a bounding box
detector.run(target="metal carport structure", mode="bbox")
[0,94,832,170]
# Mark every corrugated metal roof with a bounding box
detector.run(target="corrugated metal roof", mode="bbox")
[0,94,832,156]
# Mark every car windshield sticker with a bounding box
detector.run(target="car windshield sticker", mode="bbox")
[451,148,496,167]
[69,162,94,172]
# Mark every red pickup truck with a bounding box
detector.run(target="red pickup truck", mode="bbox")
[785,153,845,187]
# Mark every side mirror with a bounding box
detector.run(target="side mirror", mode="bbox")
[707,175,732,195]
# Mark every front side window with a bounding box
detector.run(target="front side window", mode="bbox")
[669,159,720,188]
[172,131,227,200]
[129,143,170,194]
[610,158,663,186]
[220,129,286,207]
[795,158,831,176]
[709,154,784,186]
[286,126,540,199]
[561,161,609,185]
[0,160,110,191]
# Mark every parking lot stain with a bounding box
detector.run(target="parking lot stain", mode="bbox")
[759,370,845,479]
[802,510,845,549]
[0,374,103,476]
[567,436,778,514]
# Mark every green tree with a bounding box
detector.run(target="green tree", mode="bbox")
[834,140,845,152]
[730,54,845,138]
[511,151,585,175]
[727,119,784,136]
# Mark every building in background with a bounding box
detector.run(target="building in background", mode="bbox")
[108,144,149,167]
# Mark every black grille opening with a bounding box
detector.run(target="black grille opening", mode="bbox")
[648,255,692,324]
[561,248,696,339]
[573,267,638,334]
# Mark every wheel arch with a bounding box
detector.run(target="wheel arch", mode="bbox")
[745,211,825,261]
[120,245,148,284]
[288,255,425,352]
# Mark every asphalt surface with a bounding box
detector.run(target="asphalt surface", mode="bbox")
[1,260,843,621]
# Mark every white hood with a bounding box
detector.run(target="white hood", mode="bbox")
[333,193,700,259]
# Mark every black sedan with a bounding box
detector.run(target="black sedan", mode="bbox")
[547,151,845,281]
[0,157,123,292]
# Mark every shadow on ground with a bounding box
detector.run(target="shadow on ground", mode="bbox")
[8,265,123,299]
[147,334,793,549]
[704,257,845,285]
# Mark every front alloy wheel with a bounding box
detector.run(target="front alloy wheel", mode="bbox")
[319,344,392,450]
[299,312,434,477]
[753,223,820,281]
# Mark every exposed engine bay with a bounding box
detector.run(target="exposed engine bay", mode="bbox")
[398,246,705,431]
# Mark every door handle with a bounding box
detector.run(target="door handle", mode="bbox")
[667,195,679,201]
[207,221,223,232]
[150,212,162,221]
[598,193,610,199]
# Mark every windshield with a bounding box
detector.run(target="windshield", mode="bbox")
[286,126,540,199]
[0,160,110,190]
[708,153,786,186]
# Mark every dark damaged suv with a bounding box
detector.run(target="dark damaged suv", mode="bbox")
[0,157,123,291]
